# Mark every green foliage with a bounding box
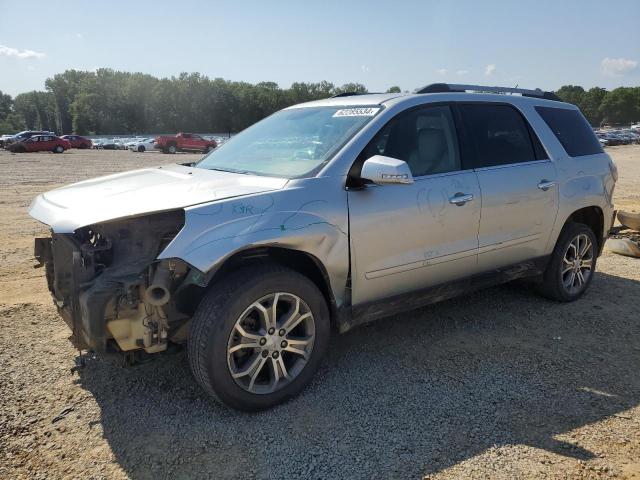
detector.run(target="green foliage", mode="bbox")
[581,87,607,126]
[555,85,585,107]
[0,90,13,119]
[554,85,640,126]
[0,90,22,134]
[598,87,640,126]
[19,70,370,135]
[2,74,640,135]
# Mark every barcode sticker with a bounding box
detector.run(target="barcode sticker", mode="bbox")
[333,108,380,117]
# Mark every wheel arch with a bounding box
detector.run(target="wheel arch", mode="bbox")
[178,246,340,332]
[564,206,605,254]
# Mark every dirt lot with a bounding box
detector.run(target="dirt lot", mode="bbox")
[1,147,639,479]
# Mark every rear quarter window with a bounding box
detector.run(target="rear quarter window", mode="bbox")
[535,106,603,157]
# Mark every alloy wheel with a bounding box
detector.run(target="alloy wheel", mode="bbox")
[561,233,594,294]
[227,292,315,394]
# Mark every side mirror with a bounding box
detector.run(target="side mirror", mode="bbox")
[360,155,414,185]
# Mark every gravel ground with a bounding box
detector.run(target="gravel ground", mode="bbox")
[0,147,639,479]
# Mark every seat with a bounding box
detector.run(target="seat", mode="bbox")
[408,128,449,176]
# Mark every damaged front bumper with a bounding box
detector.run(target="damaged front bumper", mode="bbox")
[34,210,197,353]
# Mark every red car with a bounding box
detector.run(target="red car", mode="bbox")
[60,135,92,149]
[7,135,71,153]
[155,132,217,154]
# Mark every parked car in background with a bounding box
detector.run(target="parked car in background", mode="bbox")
[99,139,117,150]
[7,134,70,153]
[29,84,616,411]
[624,130,640,144]
[155,132,217,154]
[60,135,93,149]
[129,138,156,152]
[596,133,609,147]
[124,138,140,149]
[0,134,13,148]
[2,130,56,148]
[598,131,623,146]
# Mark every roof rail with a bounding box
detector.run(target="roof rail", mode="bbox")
[414,83,561,101]
[331,91,366,98]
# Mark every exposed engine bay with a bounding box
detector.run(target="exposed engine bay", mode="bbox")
[34,210,204,354]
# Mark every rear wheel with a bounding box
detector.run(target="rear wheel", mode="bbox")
[204,145,214,153]
[188,264,330,411]
[138,145,145,152]
[167,144,177,154]
[537,222,597,301]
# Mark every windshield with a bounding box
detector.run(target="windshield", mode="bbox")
[196,105,381,178]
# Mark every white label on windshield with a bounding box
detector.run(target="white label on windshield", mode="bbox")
[333,108,380,117]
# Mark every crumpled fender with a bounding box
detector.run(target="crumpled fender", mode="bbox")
[158,177,350,306]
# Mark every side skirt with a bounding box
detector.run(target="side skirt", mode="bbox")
[338,256,550,333]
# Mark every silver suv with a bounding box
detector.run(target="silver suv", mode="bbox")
[30,84,617,410]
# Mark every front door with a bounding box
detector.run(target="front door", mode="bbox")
[25,137,40,152]
[347,105,481,307]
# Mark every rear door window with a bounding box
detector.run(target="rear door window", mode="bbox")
[459,104,538,168]
[535,106,603,157]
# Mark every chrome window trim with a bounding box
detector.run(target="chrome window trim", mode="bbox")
[357,166,474,189]
[411,167,473,182]
[473,159,552,173]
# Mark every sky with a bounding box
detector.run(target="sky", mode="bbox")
[1,0,639,97]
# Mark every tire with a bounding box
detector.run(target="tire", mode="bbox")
[53,145,64,153]
[138,145,145,152]
[188,264,330,411]
[537,222,598,302]
[204,145,213,153]
[167,144,177,154]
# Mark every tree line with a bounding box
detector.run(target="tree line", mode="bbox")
[0,68,638,135]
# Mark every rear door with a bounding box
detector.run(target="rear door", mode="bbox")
[190,134,205,150]
[41,136,55,151]
[348,104,481,306]
[458,103,559,272]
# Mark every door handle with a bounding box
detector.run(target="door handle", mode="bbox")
[537,180,557,191]
[449,193,474,206]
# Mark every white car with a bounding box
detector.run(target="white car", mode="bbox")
[129,138,156,153]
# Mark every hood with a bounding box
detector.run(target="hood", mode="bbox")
[29,163,288,233]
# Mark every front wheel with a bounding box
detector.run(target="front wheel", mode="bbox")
[138,145,145,152]
[537,222,598,301]
[188,264,330,411]
[167,144,177,154]
[53,145,64,153]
